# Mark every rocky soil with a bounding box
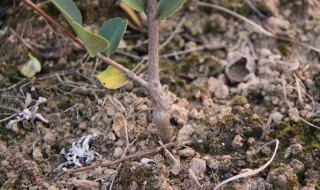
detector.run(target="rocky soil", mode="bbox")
[0,0,319,189]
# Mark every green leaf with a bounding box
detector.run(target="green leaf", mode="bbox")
[20,53,41,78]
[51,0,82,25]
[96,66,128,89]
[122,0,147,12]
[73,23,110,57]
[51,0,109,56]
[158,0,186,20]
[99,17,128,56]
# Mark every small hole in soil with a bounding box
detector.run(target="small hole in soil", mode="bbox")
[170,118,178,126]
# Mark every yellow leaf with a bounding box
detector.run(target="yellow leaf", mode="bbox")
[19,53,41,78]
[96,66,128,89]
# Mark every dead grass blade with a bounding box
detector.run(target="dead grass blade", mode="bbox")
[282,77,320,130]
[196,1,320,54]
[196,1,273,36]
[213,139,279,190]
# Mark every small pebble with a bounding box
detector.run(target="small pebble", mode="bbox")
[1,160,9,167]
[107,132,116,141]
[113,147,124,158]
[267,165,298,189]
[291,143,303,155]
[190,158,206,176]
[32,147,43,161]
[43,132,56,144]
[177,124,194,141]
[271,112,283,122]
[0,142,8,153]
[304,169,319,188]
[78,122,87,130]
[232,135,243,148]
[177,147,195,157]
[260,48,272,57]
[208,159,219,170]
[290,159,305,173]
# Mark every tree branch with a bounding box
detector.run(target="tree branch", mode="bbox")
[21,0,148,89]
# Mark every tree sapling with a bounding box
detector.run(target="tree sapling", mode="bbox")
[22,0,186,142]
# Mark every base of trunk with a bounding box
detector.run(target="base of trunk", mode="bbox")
[153,109,174,143]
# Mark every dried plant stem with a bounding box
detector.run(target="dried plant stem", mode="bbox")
[282,77,320,130]
[57,142,176,176]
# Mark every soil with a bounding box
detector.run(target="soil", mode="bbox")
[0,0,320,190]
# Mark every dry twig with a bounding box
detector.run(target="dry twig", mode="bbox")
[57,142,177,176]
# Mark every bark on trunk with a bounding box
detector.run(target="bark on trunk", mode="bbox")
[147,0,174,143]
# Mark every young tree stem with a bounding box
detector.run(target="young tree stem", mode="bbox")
[147,0,160,85]
[147,0,174,143]
[22,0,174,142]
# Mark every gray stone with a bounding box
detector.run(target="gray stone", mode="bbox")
[177,124,194,141]
[177,147,195,157]
[113,147,124,158]
[271,112,283,122]
[290,159,305,173]
[190,158,206,176]
[267,165,298,190]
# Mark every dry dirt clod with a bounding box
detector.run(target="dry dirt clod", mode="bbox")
[177,147,195,157]
[271,112,283,122]
[170,104,189,126]
[177,124,195,142]
[266,17,291,31]
[0,141,7,154]
[304,169,319,188]
[208,77,230,99]
[266,165,299,190]
[32,146,43,161]
[113,147,124,158]
[190,158,206,177]
[43,132,56,145]
[232,135,243,148]
[285,143,303,158]
[72,178,100,190]
[113,113,126,138]
[290,159,305,173]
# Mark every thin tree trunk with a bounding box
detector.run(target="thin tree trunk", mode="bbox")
[147,0,174,143]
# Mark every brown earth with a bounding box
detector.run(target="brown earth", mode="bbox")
[0,0,319,189]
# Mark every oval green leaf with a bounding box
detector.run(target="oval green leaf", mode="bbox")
[20,53,41,78]
[122,0,147,12]
[99,17,128,56]
[51,0,109,57]
[96,66,128,89]
[73,23,109,57]
[158,0,186,20]
[51,0,82,26]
